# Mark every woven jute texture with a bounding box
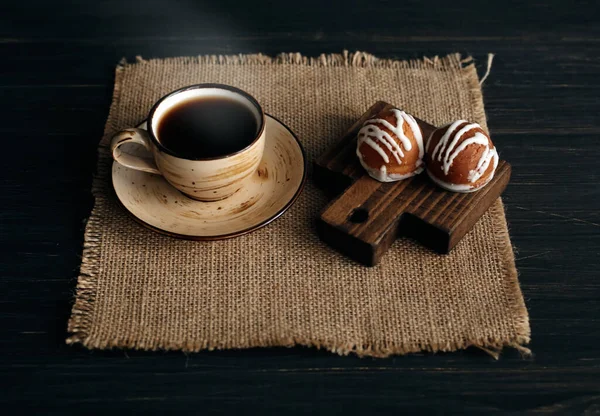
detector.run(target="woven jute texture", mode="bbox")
[67,52,530,358]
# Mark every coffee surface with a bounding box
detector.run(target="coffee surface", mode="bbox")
[157,96,258,159]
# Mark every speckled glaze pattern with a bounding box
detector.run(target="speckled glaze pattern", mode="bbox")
[111,124,265,202]
[110,83,267,201]
[153,129,265,201]
[112,116,306,239]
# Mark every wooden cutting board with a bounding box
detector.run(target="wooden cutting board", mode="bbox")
[313,101,511,266]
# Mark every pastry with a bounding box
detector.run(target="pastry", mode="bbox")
[425,120,498,192]
[356,108,424,182]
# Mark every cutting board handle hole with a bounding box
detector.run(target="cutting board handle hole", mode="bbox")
[349,208,369,223]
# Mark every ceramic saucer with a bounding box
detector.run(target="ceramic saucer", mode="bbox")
[112,115,306,239]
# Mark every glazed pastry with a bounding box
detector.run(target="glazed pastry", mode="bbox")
[356,108,425,182]
[425,120,498,193]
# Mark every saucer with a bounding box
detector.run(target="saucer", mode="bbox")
[112,115,306,240]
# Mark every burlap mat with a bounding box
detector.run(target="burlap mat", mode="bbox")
[67,52,530,358]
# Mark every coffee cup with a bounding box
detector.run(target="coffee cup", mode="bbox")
[110,84,266,201]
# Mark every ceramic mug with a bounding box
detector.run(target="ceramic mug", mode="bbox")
[110,84,266,202]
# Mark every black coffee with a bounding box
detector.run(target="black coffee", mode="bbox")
[157,96,259,159]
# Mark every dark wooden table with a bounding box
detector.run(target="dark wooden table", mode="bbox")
[2,0,599,413]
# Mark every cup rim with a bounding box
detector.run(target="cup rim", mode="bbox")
[146,83,266,161]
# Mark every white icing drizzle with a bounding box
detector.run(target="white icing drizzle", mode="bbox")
[426,169,495,193]
[430,120,469,166]
[401,112,424,161]
[430,120,496,184]
[445,132,489,173]
[358,132,390,163]
[426,170,478,192]
[468,146,498,183]
[357,109,424,167]
[360,122,404,164]
[357,148,423,182]
[357,147,423,182]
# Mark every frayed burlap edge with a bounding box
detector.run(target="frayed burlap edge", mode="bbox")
[122,50,465,69]
[67,51,531,359]
[66,55,124,346]
[462,56,531,358]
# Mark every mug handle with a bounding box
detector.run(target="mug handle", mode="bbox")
[110,128,161,175]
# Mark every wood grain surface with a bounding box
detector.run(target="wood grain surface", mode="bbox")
[1,0,599,414]
[314,101,511,265]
